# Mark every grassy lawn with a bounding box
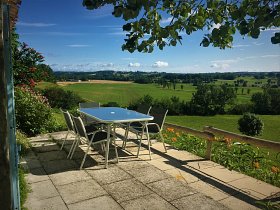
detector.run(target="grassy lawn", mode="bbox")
[59,83,196,106]
[166,115,280,142]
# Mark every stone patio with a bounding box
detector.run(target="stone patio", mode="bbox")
[22,129,280,210]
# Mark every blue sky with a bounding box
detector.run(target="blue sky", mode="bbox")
[17,0,280,73]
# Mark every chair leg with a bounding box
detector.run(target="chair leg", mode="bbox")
[80,137,94,170]
[137,132,143,157]
[122,123,130,149]
[105,126,111,169]
[159,131,167,153]
[146,126,152,160]
[113,138,119,163]
[67,135,77,159]
[60,130,69,150]
[70,136,80,159]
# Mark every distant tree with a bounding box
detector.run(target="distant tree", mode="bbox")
[190,84,236,115]
[181,84,184,90]
[84,0,280,53]
[251,92,271,114]
[235,87,238,94]
[238,113,264,136]
[241,88,244,94]
[247,88,251,95]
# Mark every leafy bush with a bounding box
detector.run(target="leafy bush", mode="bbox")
[102,101,121,107]
[16,130,31,156]
[15,87,60,136]
[228,103,254,114]
[41,87,85,109]
[19,167,29,209]
[238,113,264,136]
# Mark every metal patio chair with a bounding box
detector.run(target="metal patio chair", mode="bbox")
[71,115,119,169]
[60,109,77,151]
[129,107,168,160]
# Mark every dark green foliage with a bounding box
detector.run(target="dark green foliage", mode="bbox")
[18,167,29,209]
[42,87,85,109]
[229,103,254,115]
[15,87,60,136]
[102,101,120,107]
[251,88,280,114]
[16,130,31,156]
[238,113,264,136]
[83,0,279,53]
[190,84,236,115]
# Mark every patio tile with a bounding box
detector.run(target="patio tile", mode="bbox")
[148,158,179,171]
[56,179,107,204]
[86,165,132,185]
[120,193,177,210]
[26,167,49,184]
[126,165,171,184]
[117,159,150,171]
[104,178,152,202]
[41,159,77,174]
[25,195,67,210]
[228,177,280,199]
[26,158,42,170]
[37,150,67,162]
[165,167,203,184]
[147,177,197,202]
[219,194,259,210]
[32,143,61,153]
[68,195,123,210]
[189,180,236,201]
[28,179,59,200]
[186,160,221,170]
[201,165,247,183]
[49,170,91,186]
[166,149,203,162]
[171,193,229,210]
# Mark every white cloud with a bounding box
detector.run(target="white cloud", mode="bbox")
[160,17,173,24]
[262,27,280,32]
[152,61,169,68]
[209,23,221,32]
[100,63,114,67]
[233,44,250,48]
[66,44,89,47]
[17,21,56,27]
[128,62,140,67]
[260,54,280,58]
[210,63,230,70]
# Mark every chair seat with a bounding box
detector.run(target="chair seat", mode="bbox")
[130,121,143,128]
[131,124,159,134]
[85,124,100,132]
[87,131,112,143]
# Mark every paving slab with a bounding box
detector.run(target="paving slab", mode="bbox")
[165,149,203,162]
[25,195,68,210]
[228,176,280,199]
[117,159,150,171]
[27,179,59,200]
[165,167,204,184]
[26,167,49,184]
[41,159,77,174]
[37,150,68,162]
[148,158,180,171]
[219,194,259,210]
[68,195,123,210]
[186,160,221,170]
[32,143,61,153]
[56,179,107,204]
[26,158,42,170]
[171,193,229,210]
[147,177,197,202]
[189,180,237,201]
[104,178,152,202]
[86,165,132,185]
[120,193,178,210]
[201,165,247,183]
[49,170,91,186]
[126,164,171,184]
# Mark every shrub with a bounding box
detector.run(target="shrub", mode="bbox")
[41,87,85,109]
[102,101,120,107]
[228,103,254,114]
[16,130,31,156]
[238,113,264,136]
[15,87,60,136]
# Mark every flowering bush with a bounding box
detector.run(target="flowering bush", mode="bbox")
[15,87,61,136]
[163,128,280,187]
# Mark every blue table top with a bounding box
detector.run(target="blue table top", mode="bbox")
[79,107,153,123]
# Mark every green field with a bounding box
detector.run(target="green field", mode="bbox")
[38,81,263,106]
[166,115,280,142]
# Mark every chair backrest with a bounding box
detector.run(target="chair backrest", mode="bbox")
[79,102,100,125]
[136,104,152,115]
[60,108,75,132]
[71,115,88,139]
[150,107,168,130]
[79,102,100,108]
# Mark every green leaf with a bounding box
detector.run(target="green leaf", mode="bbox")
[123,23,132,31]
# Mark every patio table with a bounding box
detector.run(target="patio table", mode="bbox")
[78,107,154,168]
